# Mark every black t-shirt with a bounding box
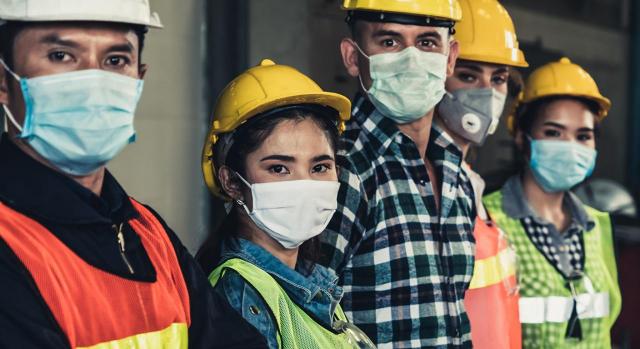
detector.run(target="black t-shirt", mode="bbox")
[0,136,267,349]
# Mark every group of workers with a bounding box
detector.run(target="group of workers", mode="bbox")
[0,0,622,348]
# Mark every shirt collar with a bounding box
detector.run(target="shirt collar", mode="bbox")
[351,93,463,161]
[0,135,137,225]
[502,174,595,231]
[351,93,402,157]
[221,238,342,323]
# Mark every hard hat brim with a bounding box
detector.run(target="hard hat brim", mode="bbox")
[458,51,529,68]
[0,13,163,28]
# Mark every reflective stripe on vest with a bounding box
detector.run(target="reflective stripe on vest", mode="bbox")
[469,246,517,289]
[209,258,353,349]
[519,293,610,324]
[465,216,522,349]
[0,199,191,348]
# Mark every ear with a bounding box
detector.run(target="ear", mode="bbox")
[138,63,148,80]
[218,166,244,201]
[446,39,459,78]
[340,38,360,78]
[514,129,525,152]
[0,61,9,105]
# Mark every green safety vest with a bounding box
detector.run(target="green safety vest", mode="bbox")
[483,191,621,349]
[209,258,354,349]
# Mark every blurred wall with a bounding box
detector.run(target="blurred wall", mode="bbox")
[109,0,210,253]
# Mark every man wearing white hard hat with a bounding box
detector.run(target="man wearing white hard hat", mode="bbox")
[0,1,266,348]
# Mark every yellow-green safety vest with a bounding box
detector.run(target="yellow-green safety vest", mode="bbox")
[484,191,621,349]
[209,258,355,349]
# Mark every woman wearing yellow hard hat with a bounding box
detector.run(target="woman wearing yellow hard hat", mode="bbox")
[434,1,528,348]
[483,58,621,348]
[196,59,375,349]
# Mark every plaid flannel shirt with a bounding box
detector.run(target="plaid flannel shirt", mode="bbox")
[320,94,476,348]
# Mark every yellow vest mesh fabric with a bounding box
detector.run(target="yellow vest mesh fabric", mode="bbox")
[483,191,621,349]
[209,258,354,349]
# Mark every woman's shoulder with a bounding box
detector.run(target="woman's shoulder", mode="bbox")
[214,268,279,349]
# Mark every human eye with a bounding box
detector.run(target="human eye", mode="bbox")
[47,50,74,63]
[543,129,561,138]
[491,75,507,86]
[105,55,132,69]
[268,164,290,175]
[312,163,332,173]
[456,72,477,83]
[577,133,593,142]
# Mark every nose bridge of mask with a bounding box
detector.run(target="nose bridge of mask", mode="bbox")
[368,47,447,79]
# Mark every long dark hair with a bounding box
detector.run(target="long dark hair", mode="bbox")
[196,104,340,273]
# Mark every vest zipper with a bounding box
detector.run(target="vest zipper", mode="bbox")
[114,223,135,274]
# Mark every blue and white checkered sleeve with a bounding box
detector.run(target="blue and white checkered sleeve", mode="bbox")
[320,160,370,276]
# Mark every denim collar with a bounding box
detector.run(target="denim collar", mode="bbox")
[221,238,343,327]
[501,175,595,232]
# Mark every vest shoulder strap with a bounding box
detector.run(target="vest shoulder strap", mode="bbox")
[210,258,285,326]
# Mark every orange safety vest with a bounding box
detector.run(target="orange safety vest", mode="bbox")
[0,199,191,348]
[465,216,522,349]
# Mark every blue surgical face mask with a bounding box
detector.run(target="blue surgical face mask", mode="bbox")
[355,44,448,124]
[528,138,597,193]
[1,59,143,176]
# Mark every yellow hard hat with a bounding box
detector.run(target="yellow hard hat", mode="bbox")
[455,0,527,67]
[507,57,610,134]
[342,0,462,23]
[521,57,610,118]
[202,59,351,199]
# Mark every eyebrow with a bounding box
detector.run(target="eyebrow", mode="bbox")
[107,42,135,53]
[543,121,566,129]
[260,155,295,162]
[455,63,508,75]
[40,34,80,48]
[578,127,595,133]
[312,154,335,162]
[39,34,134,53]
[259,154,335,163]
[371,29,402,38]
[416,31,443,41]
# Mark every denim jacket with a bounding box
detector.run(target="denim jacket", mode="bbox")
[212,238,344,349]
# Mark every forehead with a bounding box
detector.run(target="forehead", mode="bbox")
[256,118,332,154]
[454,59,508,73]
[357,21,449,38]
[535,98,596,128]
[10,21,139,50]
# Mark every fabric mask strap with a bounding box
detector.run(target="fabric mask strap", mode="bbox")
[0,58,21,82]
[349,40,372,94]
[232,171,253,213]
[2,104,23,132]
[0,59,24,132]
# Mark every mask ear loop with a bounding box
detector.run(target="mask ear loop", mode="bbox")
[232,171,253,212]
[348,40,372,94]
[0,59,24,133]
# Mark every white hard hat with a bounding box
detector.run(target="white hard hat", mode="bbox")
[0,0,162,28]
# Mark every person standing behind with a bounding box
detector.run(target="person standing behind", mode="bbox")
[483,58,621,348]
[320,1,478,347]
[0,1,266,348]
[435,0,528,347]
